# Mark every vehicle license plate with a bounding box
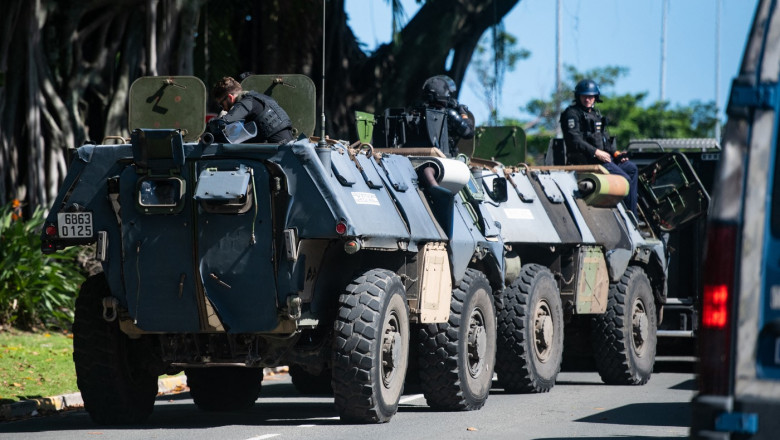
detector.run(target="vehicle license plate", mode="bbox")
[57,212,93,238]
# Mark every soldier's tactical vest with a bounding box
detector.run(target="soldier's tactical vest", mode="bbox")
[246,91,292,136]
[579,107,606,150]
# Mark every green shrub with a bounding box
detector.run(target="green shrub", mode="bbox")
[0,202,85,330]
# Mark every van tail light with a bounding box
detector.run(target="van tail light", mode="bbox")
[697,222,737,395]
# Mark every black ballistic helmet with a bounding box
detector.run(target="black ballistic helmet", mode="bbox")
[422,75,457,106]
[574,79,602,102]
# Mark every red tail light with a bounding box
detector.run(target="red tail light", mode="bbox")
[702,284,729,328]
[45,224,57,237]
[697,222,737,395]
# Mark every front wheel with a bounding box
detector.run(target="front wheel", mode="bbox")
[416,268,496,411]
[495,264,563,393]
[332,269,409,423]
[591,265,657,385]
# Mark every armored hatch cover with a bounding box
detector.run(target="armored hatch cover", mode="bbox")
[128,76,207,142]
[471,126,526,165]
[240,74,316,138]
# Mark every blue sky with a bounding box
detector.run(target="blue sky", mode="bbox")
[345,0,758,126]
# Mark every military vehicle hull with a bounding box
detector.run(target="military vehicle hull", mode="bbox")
[42,75,503,424]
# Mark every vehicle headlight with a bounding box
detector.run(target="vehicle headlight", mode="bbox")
[136,177,186,214]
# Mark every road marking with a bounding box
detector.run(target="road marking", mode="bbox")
[298,424,316,428]
[399,394,424,404]
[246,435,280,440]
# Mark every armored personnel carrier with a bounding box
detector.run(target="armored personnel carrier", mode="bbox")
[362,107,709,392]
[41,75,503,424]
[471,154,707,391]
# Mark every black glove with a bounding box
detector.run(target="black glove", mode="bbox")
[206,118,228,143]
[446,107,462,123]
[207,118,225,133]
[613,151,630,161]
[446,107,474,139]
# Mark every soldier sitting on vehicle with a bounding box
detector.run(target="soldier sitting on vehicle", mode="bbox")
[559,79,639,216]
[206,76,294,144]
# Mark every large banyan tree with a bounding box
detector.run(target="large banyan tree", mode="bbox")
[0,0,519,211]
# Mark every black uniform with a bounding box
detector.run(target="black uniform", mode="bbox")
[420,75,474,157]
[444,104,475,157]
[208,91,293,144]
[559,103,613,165]
[559,102,639,216]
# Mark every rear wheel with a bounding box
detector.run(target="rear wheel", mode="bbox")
[332,269,409,423]
[495,264,563,393]
[417,268,496,410]
[186,367,263,411]
[591,266,657,385]
[289,364,333,395]
[73,273,159,425]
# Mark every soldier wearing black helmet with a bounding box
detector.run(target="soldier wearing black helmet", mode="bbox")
[560,79,639,216]
[421,75,475,157]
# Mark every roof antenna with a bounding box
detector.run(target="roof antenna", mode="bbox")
[316,0,332,172]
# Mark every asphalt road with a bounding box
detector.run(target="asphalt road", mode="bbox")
[0,357,696,440]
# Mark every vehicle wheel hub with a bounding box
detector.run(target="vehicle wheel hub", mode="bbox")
[632,301,648,354]
[381,315,402,387]
[467,308,487,378]
[534,301,553,362]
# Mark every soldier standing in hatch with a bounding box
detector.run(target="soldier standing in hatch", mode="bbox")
[207,76,294,144]
[560,79,639,216]
[421,75,475,157]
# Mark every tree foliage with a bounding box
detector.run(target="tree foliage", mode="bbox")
[0,202,85,330]
[0,0,520,212]
[519,65,719,163]
[470,28,529,125]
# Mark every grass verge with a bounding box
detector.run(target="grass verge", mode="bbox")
[0,329,77,405]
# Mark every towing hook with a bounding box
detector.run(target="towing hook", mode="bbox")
[102,297,118,322]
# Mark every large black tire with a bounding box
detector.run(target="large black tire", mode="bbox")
[416,268,496,411]
[289,364,333,395]
[591,265,657,385]
[72,273,159,425]
[332,269,409,423]
[495,264,564,393]
[186,367,263,411]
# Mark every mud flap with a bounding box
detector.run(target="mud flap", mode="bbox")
[574,246,609,314]
[417,242,453,323]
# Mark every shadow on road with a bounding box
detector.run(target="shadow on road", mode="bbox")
[536,437,684,440]
[574,401,690,427]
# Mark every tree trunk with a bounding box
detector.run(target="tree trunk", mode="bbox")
[0,0,520,211]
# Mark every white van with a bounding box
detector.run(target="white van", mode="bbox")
[690,0,780,438]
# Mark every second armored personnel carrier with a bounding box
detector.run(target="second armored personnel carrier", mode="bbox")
[472,155,707,390]
[367,108,709,392]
